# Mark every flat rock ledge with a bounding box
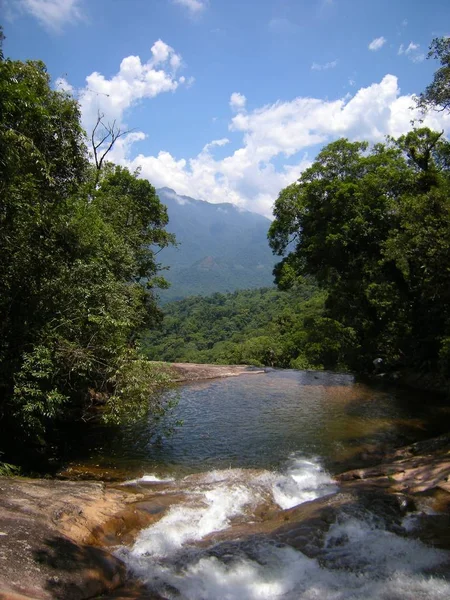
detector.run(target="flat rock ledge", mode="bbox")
[0,478,142,600]
[153,361,265,382]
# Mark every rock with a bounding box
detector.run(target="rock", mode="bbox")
[154,362,265,382]
[0,477,135,599]
[88,493,188,548]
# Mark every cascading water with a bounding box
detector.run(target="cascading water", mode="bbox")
[118,455,450,600]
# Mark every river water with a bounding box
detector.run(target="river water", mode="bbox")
[77,369,450,477]
[77,370,450,599]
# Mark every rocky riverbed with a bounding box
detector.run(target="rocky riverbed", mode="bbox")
[1,432,450,599]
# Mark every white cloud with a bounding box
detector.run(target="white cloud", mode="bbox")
[398,41,425,63]
[399,42,418,54]
[229,92,247,112]
[76,40,186,133]
[119,75,450,218]
[173,0,207,14]
[16,0,84,32]
[311,60,338,71]
[74,62,450,219]
[368,36,387,51]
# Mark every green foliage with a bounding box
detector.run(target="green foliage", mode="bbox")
[416,37,450,113]
[0,53,174,459]
[0,461,21,477]
[141,285,336,369]
[104,357,177,424]
[269,127,450,377]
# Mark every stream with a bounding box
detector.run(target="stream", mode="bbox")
[76,370,450,598]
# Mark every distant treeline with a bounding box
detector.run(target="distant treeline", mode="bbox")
[141,285,352,370]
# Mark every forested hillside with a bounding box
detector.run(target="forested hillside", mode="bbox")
[141,284,349,370]
[156,188,277,301]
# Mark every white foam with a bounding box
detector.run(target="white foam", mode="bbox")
[119,458,450,599]
[323,516,447,574]
[132,483,253,557]
[272,455,337,509]
[121,474,175,485]
[125,529,450,600]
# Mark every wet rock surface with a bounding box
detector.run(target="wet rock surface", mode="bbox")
[2,433,450,599]
[158,361,265,382]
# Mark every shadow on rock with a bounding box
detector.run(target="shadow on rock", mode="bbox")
[33,536,125,600]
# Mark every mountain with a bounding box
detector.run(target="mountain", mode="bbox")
[156,188,277,302]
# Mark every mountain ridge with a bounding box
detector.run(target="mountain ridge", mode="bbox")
[156,187,277,302]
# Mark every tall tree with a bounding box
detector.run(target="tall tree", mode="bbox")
[268,130,450,374]
[416,37,450,114]
[0,53,174,459]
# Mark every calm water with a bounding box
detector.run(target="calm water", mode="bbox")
[70,369,450,477]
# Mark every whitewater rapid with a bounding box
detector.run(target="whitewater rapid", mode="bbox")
[118,455,450,600]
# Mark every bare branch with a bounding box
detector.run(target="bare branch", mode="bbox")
[90,111,134,187]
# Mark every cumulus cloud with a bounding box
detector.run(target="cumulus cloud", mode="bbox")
[76,40,186,133]
[15,0,84,32]
[111,74,450,218]
[229,92,247,112]
[311,60,338,71]
[73,59,450,218]
[368,36,387,51]
[173,0,207,14]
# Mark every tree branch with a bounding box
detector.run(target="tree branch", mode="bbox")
[91,112,133,187]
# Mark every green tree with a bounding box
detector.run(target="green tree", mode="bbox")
[417,37,450,114]
[141,285,325,369]
[0,52,174,458]
[268,129,450,375]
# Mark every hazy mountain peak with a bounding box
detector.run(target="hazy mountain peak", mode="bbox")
[156,188,276,302]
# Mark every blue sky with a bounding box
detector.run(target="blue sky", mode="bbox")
[3,0,450,216]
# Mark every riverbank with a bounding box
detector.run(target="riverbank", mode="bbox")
[2,432,450,599]
[153,361,266,382]
[0,478,134,599]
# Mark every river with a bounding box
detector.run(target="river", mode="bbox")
[73,369,450,599]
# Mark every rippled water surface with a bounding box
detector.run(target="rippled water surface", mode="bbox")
[73,369,450,477]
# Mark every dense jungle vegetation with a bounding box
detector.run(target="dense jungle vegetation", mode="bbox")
[141,284,335,369]
[268,126,450,376]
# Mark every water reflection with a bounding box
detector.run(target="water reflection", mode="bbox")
[67,369,450,478]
